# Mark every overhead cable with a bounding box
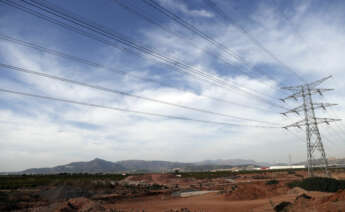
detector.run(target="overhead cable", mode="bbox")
[0,88,280,129]
[0,63,281,125]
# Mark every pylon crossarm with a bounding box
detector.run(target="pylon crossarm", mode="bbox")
[311,88,334,96]
[313,118,342,125]
[280,91,303,102]
[281,105,303,116]
[281,85,303,91]
[281,89,334,102]
[282,119,306,129]
[284,118,341,129]
[281,103,338,116]
[283,118,341,129]
[307,75,332,89]
[281,75,332,91]
[314,103,338,110]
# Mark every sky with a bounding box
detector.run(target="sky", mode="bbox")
[0,0,345,172]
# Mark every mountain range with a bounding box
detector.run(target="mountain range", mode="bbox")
[7,157,345,175]
[6,158,272,174]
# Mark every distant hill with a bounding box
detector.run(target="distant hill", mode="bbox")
[8,158,272,174]
[16,158,195,174]
[21,158,127,174]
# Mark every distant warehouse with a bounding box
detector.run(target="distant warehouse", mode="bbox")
[269,165,305,170]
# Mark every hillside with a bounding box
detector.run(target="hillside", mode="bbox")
[8,158,268,174]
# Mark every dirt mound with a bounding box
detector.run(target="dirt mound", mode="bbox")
[226,185,267,200]
[57,197,105,212]
[154,174,176,184]
[133,174,153,181]
[292,193,313,209]
[274,192,345,212]
[322,189,345,202]
[273,194,312,212]
[225,182,287,200]
[39,186,92,202]
[25,197,106,212]
[119,175,153,186]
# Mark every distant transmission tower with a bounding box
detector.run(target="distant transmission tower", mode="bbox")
[280,76,341,177]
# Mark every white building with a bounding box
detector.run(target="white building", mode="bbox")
[269,165,305,170]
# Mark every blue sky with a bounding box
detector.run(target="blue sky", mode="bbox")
[1,0,345,171]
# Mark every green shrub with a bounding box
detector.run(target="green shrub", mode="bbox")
[266,179,279,185]
[0,174,127,190]
[287,177,345,192]
[150,183,163,190]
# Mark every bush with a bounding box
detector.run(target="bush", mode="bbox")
[266,179,279,185]
[150,183,164,190]
[287,177,345,192]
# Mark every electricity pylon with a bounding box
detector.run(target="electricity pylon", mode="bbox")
[280,76,341,177]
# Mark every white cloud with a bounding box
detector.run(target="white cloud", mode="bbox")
[157,0,214,18]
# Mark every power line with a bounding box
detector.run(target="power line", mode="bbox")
[292,128,337,151]
[204,0,306,83]
[140,0,295,91]
[6,0,288,110]
[0,63,280,125]
[112,0,292,108]
[286,128,306,145]
[323,127,343,146]
[0,34,278,113]
[0,88,280,129]
[141,0,245,65]
[334,121,345,139]
[325,107,345,138]
[112,0,274,81]
[14,0,255,91]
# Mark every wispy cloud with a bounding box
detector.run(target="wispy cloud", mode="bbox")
[157,0,214,18]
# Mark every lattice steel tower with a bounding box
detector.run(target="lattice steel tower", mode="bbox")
[280,76,340,177]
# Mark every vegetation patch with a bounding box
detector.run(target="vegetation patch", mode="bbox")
[266,179,279,185]
[0,173,127,190]
[287,170,296,174]
[287,177,345,192]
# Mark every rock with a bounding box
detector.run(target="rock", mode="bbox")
[287,187,307,195]
[274,201,292,212]
[295,193,311,201]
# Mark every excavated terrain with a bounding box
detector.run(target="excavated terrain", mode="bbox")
[1,170,345,211]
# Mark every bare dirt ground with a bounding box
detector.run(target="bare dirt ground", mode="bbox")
[2,170,345,212]
[108,172,336,212]
[107,191,333,212]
